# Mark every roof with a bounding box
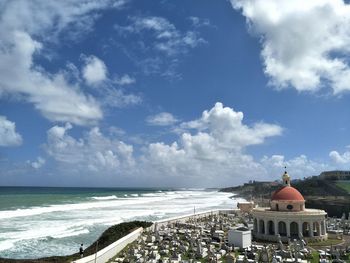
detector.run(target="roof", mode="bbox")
[271,186,304,201]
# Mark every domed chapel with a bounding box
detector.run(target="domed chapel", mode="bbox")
[252,171,328,242]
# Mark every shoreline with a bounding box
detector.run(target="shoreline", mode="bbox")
[0,209,241,263]
[0,191,239,261]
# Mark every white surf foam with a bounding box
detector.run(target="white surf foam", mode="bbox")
[0,190,236,259]
[91,195,118,200]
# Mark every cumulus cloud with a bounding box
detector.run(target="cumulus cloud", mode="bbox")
[0,31,103,125]
[80,56,140,107]
[82,55,108,85]
[0,1,127,125]
[45,123,134,173]
[11,102,335,186]
[30,157,46,169]
[0,116,23,147]
[139,102,283,186]
[146,112,179,126]
[329,149,350,164]
[179,102,282,150]
[232,0,350,94]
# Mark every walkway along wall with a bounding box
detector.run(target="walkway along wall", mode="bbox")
[71,209,238,263]
[71,227,143,263]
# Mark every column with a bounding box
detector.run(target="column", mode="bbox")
[257,218,260,234]
[264,220,269,235]
[309,221,314,237]
[274,219,279,236]
[323,220,327,235]
[286,221,290,237]
[298,221,303,238]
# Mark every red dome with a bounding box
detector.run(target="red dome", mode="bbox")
[271,186,304,201]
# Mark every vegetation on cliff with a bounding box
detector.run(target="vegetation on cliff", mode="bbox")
[220,176,349,199]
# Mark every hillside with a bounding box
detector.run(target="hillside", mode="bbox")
[221,177,350,217]
[221,177,349,198]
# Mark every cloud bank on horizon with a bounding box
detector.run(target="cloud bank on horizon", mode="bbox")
[1,0,350,187]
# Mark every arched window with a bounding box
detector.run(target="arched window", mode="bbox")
[268,220,275,235]
[278,221,287,236]
[259,219,265,234]
[290,222,299,237]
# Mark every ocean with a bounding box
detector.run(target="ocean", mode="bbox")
[0,187,239,259]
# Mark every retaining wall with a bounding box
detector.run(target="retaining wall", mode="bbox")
[71,209,238,263]
[71,227,143,263]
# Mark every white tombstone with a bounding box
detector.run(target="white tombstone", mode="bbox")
[228,227,252,249]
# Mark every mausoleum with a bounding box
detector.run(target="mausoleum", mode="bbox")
[252,171,328,242]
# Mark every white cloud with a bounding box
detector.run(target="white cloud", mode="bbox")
[102,87,141,108]
[45,123,134,173]
[329,150,350,164]
[114,74,136,85]
[0,116,23,147]
[188,17,211,28]
[0,1,126,125]
[139,102,283,186]
[146,112,179,126]
[179,102,282,150]
[115,16,206,56]
[30,157,46,169]
[231,0,350,94]
[82,55,108,85]
[6,102,336,186]
[0,0,127,42]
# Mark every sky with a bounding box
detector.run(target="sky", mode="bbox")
[1,0,350,187]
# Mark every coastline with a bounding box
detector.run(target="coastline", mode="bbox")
[0,189,238,260]
[0,209,241,263]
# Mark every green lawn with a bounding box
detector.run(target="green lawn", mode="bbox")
[336,181,350,194]
[309,238,343,247]
[309,251,320,263]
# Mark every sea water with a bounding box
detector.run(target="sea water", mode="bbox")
[0,187,240,259]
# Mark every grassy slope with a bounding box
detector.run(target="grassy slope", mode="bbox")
[0,221,152,263]
[336,181,350,194]
[221,178,349,198]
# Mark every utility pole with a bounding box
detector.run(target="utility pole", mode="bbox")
[94,240,99,263]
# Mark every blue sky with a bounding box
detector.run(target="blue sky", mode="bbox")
[1,0,350,187]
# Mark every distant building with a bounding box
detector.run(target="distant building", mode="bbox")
[252,171,328,242]
[228,227,251,248]
[237,201,255,213]
[319,170,350,180]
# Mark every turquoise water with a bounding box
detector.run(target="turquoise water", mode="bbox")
[0,187,236,259]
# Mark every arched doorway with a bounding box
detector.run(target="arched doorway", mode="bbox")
[313,222,320,236]
[259,219,265,234]
[290,222,299,237]
[254,218,257,232]
[302,222,310,237]
[268,220,275,235]
[278,221,287,236]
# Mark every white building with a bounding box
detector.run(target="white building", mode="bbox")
[252,171,328,242]
[228,227,251,248]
